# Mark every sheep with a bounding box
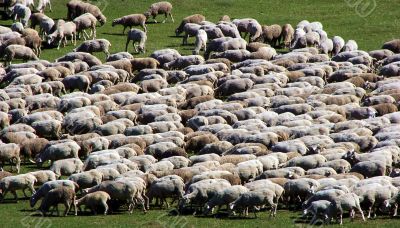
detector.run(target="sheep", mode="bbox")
[175,14,205,36]
[125,29,147,53]
[326,192,365,225]
[281,24,294,48]
[62,74,91,93]
[39,186,77,216]
[28,170,56,186]
[302,200,331,225]
[10,3,31,26]
[67,0,106,25]
[50,158,84,177]
[0,143,21,173]
[343,40,358,52]
[230,190,277,217]
[332,36,345,56]
[3,45,38,66]
[73,13,98,40]
[382,39,400,53]
[146,175,185,208]
[204,185,249,215]
[73,39,111,57]
[144,1,174,23]
[349,161,386,178]
[36,0,52,13]
[112,14,147,34]
[0,173,36,201]
[75,191,110,215]
[35,140,80,167]
[47,20,77,50]
[261,24,282,47]
[164,55,204,70]
[37,15,53,38]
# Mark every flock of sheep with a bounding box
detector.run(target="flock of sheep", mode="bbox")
[1,0,400,226]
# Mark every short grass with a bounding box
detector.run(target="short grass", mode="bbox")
[1,0,400,227]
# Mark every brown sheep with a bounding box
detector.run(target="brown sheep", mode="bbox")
[39,186,77,216]
[130,58,160,72]
[261,24,282,47]
[281,24,294,48]
[175,14,205,36]
[112,14,147,34]
[185,134,219,152]
[144,1,174,23]
[246,42,270,52]
[105,59,132,75]
[382,39,400,53]
[0,171,12,180]
[372,103,398,116]
[20,138,49,163]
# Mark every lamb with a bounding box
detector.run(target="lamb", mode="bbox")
[30,180,79,208]
[175,14,205,36]
[230,190,277,217]
[10,3,31,27]
[73,13,98,40]
[75,191,110,215]
[73,39,111,57]
[0,173,36,202]
[47,20,77,50]
[3,45,38,66]
[0,143,21,173]
[144,1,174,23]
[39,186,77,216]
[302,200,331,225]
[112,14,147,34]
[203,185,249,215]
[125,29,147,53]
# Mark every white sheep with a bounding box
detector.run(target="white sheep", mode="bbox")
[73,13,98,40]
[10,3,31,27]
[125,28,147,53]
[332,36,345,56]
[36,0,52,13]
[0,143,21,173]
[75,191,111,215]
[144,1,174,23]
[0,173,36,201]
[73,38,111,57]
[47,20,77,49]
[343,40,358,52]
[192,29,207,55]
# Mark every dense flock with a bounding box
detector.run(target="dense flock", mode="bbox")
[1,0,400,226]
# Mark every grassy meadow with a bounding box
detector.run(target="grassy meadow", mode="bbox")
[0,0,400,227]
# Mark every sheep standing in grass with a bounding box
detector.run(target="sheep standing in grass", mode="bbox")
[39,186,77,216]
[193,29,207,55]
[0,174,36,201]
[175,14,205,36]
[0,143,21,173]
[36,0,52,13]
[75,191,110,215]
[281,24,294,48]
[112,14,147,34]
[48,20,77,49]
[73,13,98,40]
[10,3,31,27]
[38,15,55,40]
[343,40,358,52]
[3,44,38,66]
[73,38,111,58]
[125,29,147,53]
[144,1,174,23]
[332,36,345,56]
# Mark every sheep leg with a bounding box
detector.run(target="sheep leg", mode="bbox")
[393,204,398,217]
[22,188,28,198]
[125,39,130,52]
[143,24,147,33]
[48,1,52,12]
[103,201,108,215]
[83,30,90,41]
[153,15,158,23]
[11,190,18,201]
[0,189,7,202]
[93,27,96,39]
[64,202,71,216]
[340,213,343,225]
[162,14,167,23]
[122,26,126,34]
[169,13,174,23]
[310,214,318,225]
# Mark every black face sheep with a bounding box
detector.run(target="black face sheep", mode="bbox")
[73,39,111,58]
[125,29,147,53]
[112,14,147,34]
[144,1,174,23]
[39,186,77,216]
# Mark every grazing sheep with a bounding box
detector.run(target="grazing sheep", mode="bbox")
[332,36,345,56]
[281,24,294,48]
[67,0,106,25]
[230,190,277,217]
[193,29,207,55]
[36,0,52,13]
[261,24,282,47]
[39,186,77,216]
[73,39,111,57]
[343,40,358,52]
[144,1,174,23]
[382,39,400,53]
[47,20,77,50]
[112,14,147,34]
[75,191,110,215]
[3,45,38,66]
[73,13,98,40]
[11,3,31,27]
[125,29,147,53]
[50,158,84,177]
[0,143,20,173]
[175,14,205,36]
[0,173,36,201]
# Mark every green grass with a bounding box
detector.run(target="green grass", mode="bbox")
[1,0,400,227]
[1,0,400,62]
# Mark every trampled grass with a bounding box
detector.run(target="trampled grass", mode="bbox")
[0,0,400,227]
